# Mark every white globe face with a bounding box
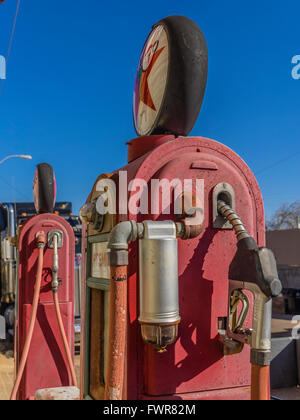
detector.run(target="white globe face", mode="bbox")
[133,25,169,136]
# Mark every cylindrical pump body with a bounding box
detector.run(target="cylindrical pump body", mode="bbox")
[138,221,180,351]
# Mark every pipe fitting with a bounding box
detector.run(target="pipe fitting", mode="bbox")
[108,221,139,251]
[108,221,144,267]
[178,222,203,239]
[36,232,46,248]
[250,349,272,367]
[52,279,59,293]
[176,221,203,240]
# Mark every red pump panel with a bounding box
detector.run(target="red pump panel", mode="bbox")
[16,213,75,400]
[117,135,265,400]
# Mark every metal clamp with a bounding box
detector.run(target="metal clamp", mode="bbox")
[48,230,63,293]
[48,230,63,249]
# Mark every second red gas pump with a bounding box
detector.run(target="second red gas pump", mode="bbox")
[12,163,77,400]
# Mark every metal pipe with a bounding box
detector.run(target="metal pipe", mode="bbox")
[107,220,140,252]
[105,265,128,400]
[105,221,140,400]
[51,233,59,293]
[251,365,270,401]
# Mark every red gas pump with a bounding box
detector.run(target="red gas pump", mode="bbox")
[12,163,77,400]
[80,16,281,401]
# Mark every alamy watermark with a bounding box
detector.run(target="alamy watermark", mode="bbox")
[93,171,204,227]
[292,55,300,80]
[0,55,6,80]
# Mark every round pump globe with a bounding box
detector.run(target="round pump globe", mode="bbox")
[133,15,208,137]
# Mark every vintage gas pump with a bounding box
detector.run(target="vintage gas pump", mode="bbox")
[80,15,281,401]
[12,163,77,400]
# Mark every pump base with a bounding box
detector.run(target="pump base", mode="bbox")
[34,386,80,400]
[140,386,251,400]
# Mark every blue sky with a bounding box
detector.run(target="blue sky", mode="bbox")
[0,0,299,220]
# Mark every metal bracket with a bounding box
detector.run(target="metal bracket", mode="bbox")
[48,230,63,249]
[212,182,235,229]
[218,332,244,356]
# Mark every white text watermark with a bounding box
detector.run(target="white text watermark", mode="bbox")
[94,172,204,226]
[0,55,6,80]
[292,55,300,80]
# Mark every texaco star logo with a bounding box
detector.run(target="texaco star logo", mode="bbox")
[133,25,169,136]
[137,41,165,111]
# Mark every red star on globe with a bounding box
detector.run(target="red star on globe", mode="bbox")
[140,46,165,111]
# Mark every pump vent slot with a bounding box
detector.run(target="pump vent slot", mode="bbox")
[190,160,218,171]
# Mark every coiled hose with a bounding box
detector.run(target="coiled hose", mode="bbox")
[217,200,250,241]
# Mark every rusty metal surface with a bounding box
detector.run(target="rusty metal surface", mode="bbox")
[82,135,266,400]
[34,386,80,400]
[105,265,127,400]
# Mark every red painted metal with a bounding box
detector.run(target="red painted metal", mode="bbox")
[127,135,175,163]
[120,135,265,400]
[16,213,75,400]
[141,386,251,400]
[82,134,265,400]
